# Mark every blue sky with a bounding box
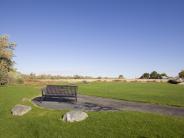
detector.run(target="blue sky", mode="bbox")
[1,0,184,78]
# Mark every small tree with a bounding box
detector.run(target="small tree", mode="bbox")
[179,70,184,79]
[0,35,16,85]
[118,75,124,79]
[140,73,150,79]
[150,71,161,79]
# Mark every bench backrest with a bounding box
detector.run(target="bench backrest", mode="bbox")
[45,85,77,96]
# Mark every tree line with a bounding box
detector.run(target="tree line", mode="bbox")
[139,71,184,79]
[21,73,116,80]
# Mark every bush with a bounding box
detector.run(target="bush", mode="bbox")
[140,73,150,79]
[0,75,8,85]
[160,73,168,79]
[0,70,8,85]
[82,80,89,84]
[73,75,81,79]
[150,71,161,79]
[16,78,24,84]
[160,73,167,77]
[179,70,184,79]
[97,76,102,79]
[118,75,124,79]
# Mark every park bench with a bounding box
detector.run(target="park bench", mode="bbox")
[41,85,78,102]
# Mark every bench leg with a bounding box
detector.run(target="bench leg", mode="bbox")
[41,96,45,102]
[75,96,77,103]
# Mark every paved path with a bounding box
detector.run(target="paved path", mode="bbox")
[32,95,184,116]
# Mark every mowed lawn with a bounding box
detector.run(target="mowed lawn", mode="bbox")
[79,82,184,107]
[0,84,184,138]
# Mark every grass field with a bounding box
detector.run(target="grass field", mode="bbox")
[79,82,184,107]
[0,83,184,138]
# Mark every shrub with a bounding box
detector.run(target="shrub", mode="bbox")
[97,76,102,79]
[118,75,124,79]
[16,78,24,84]
[159,73,168,79]
[0,73,8,85]
[82,80,89,84]
[179,70,184,79]
[0,68,8,85]
[160,73,168,77]
[150,71,161,79]
[73,75,81,79]
[140,73,150,79]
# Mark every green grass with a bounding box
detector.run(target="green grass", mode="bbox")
[0,84,184,138]
[79,82,184,106]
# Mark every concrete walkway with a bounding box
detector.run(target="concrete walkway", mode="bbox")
[32,95,184,116]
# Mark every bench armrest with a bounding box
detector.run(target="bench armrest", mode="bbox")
[41,87,47,96]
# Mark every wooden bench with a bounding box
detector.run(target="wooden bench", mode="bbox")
[41,85,78,102]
